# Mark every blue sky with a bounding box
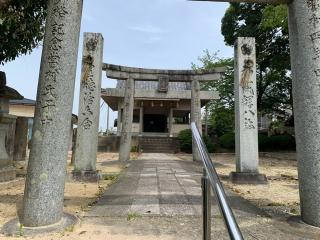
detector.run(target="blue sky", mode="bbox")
[2,0,233,131]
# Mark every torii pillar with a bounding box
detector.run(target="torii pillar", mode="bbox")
[21,0,83,228]
[119,78,134,162]
[191,79,202,162]
[73,32,104,181]
[288,1,320,227]
[191,0,320,227]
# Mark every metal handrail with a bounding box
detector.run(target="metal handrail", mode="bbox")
[191,122,244,240]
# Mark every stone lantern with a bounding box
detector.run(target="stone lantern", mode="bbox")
[0,71,23,182]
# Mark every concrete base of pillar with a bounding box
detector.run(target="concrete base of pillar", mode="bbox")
[230,172,268,185]
[0,167,15,182]
[287,216,320,234]
[2,213,79,236]
[72,170,99,182]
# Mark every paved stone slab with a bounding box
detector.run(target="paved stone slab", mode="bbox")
[82,153,319,239]
[86,153,265,219]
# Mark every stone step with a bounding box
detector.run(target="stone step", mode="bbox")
[141,143,173,147]
[141,149,176,153]
[140,139,174,143]
[141,147,175,151]
[139,137,180,153]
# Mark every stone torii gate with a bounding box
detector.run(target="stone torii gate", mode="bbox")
[192,0,320,227]
[71,32,225,173]
[101,64,225,162]
[8,0,320,233]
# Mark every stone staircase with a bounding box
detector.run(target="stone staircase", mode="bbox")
[139,137,179,153]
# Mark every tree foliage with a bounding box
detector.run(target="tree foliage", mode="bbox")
[221,3,292,119]
[0,0,47,65]
[193,5,292,135]
[193,51,235,136]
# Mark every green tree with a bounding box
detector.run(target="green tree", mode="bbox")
[193,51,235,136]
[221,3,292,120]
[0,0,47,65]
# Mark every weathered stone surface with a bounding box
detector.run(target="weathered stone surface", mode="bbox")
[0,115,16,167]
[13,117,28,162]
[101,88,219,100]
[119,78,134,161]
[73,33,104,177]
[230,172,268,185]
[0,133,14,180]
[117,79,191,91]
[168,108,173,137]
[191,79,202,162]
[103,63,226,82]
[288,1,320,227]
[234,37,259,173]
[0,129,11,170]
[22,0,83,227]
[72,170,99,182]
[139,107,143,135]
[0,72,21,182]
[117,101,123,136]
[2,213,79,236]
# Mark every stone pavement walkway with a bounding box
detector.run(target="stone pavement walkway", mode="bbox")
[82,153,319,239]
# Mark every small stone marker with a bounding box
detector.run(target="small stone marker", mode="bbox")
[0,71,23,182]
[13,117,29,162]
[231,37,267,184]
[73,32,104,181]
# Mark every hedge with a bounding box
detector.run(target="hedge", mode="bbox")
[178,129,216,153]
[219,132,296,151]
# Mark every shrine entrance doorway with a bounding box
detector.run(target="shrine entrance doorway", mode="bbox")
[143,114,167,133]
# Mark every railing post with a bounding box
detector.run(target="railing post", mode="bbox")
[202,170,211,240]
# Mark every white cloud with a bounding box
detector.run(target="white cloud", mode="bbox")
[143,36,162,44]
[128,24,165,34]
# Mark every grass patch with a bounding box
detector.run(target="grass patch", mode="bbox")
[267,202,286,207]
[103,173,119,181]
[95,185,105,198]
[18,224,24,236]
[290,208,298,215]
[65,225,75,232]
[127,212,142,221]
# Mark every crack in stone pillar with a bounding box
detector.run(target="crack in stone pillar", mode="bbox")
[22,0,83,227]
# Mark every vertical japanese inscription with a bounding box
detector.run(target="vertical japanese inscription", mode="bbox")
[80,36,99,130]
[307,0,320,11]
[122,79,133,144]
[240,42,256,130]
[307,0,320,73]
[41,0,68,125]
